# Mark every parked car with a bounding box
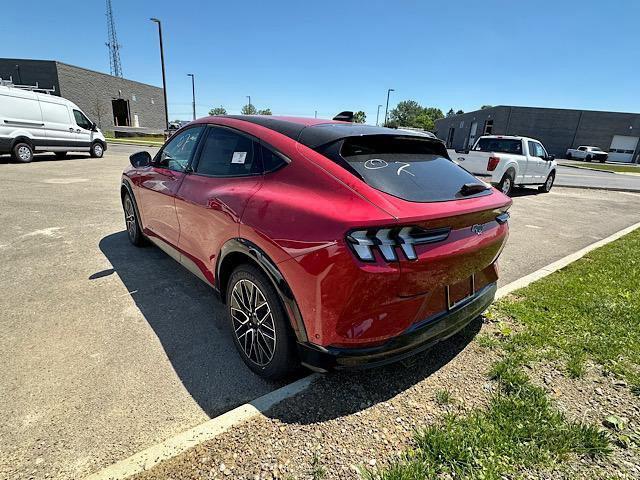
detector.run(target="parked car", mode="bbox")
[453,135,557,196]
[121,116,512,378]
[565,145,608,163]
[0,85,106,162]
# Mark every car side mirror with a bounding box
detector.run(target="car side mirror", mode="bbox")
[547,154,555,161]
[91,122,98,132]
[129,151,152,168]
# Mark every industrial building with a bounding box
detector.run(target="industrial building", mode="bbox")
[434,106,640,163]
[0,58,166,132]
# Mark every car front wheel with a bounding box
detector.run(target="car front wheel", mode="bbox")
[123,192,145,246]
[90,142,104,158]
[539,171,555,193]
[13,142,34,163]
[227,264,296,380]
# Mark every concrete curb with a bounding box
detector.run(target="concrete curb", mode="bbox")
[84,220,640,480]
[559,162,640,177]
[496,220,640,299]
[107,140,164,147]
[85,374,319,480]
[554,183,640,193]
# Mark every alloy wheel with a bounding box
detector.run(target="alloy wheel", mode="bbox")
[546,174,554,190]
[93,144,104,157]
[501,177,512,195]
[230,279,276,367]
[124,196,136,240]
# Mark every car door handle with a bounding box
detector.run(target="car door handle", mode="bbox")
[69,127,75,132]
[76,129,82,133]
[207,198,224,210]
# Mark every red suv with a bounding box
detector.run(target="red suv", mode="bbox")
[121,116,511,379]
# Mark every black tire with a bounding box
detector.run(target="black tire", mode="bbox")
[12,142,34,163]
[55,152,67,160]
[600,158,606,164]
[90,141,105,158]
[585,155,592,162]
[122,192,145,246]
[566,152,572,159]
[497,170,515,196]
[226,264,297,380]
[539,171,555,193]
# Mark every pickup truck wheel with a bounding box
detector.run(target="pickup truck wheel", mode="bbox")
[566,152,572,159]
[585,155,592,162]
[539,171,555,193]
[498,171,514,196]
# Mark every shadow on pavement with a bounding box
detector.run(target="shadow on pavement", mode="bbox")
[264,317,482,424]
[0,153,99,164]
[98,231,481,420]
[97,231,289,418]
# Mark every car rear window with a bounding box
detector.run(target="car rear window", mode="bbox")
[328,135,491,202]
[474,138,523,155]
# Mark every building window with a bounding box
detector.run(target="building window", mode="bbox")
[459,121,464,128]
[483,119,494,135]
[446,127,455,148]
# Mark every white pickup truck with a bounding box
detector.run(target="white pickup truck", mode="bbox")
[565,146,608,163]
[453,135,557,196]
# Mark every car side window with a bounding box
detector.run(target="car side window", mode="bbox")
[533,143,547,158]
[73,109,92,130]
[260,143,288,173]
[194,127,260,177]
[158,126,204,172]
[527,141,537,157]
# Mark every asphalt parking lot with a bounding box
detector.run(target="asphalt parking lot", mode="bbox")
[2,144,640,479]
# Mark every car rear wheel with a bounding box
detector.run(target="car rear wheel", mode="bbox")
[227,264,296,380]
[13,142,34,163]
[498,170,514,196]
[123,192,145,246]
[90,142,104,158]
[55,152,67,160]
[539,171,555,193]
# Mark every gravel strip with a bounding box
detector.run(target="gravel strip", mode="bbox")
[132,317,639,479]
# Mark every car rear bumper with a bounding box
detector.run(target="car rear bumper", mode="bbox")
[296,282,496,371]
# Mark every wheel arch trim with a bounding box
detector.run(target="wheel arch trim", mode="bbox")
[216,238,308,343]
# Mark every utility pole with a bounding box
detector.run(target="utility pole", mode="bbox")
[384,88,395,126]
[187,73,196,120]
[314,110,317,119]
[376,104,383,126]
[150,18,169,131]
[246,95,251,110]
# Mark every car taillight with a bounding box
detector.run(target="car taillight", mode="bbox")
[346,226,451,262]
[487,156,500,171]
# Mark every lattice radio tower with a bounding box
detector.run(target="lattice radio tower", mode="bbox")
[106,0,123,77]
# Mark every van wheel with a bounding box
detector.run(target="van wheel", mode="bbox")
[13,142,34,163]
[90,142,104,158]
[226,264,297,380]
[55,152,67,160]
[498,170,514,196]
[539,171,555,193]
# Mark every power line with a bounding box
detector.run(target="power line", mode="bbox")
[105,0,123,77]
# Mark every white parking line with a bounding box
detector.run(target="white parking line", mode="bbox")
[84,220,640,480]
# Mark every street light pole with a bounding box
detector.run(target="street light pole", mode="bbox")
[376,104,383,126]
[150,18,169,131]
[187,73,196,120]
[384,88,395,126]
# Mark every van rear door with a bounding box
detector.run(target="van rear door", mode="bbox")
[39,99,77,149]
[1,89,46,145]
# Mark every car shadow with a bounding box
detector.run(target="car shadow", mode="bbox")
[97,231,292,418]
[97,231,481,420]
[262,317,482,424]
[510,187,541,197]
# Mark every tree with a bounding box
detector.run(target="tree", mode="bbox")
[241,104,257,115]
[480,105,493,110]
[208,106,227,116]
[257,108,272,115]
[387,100,424,127]
[456,109,464,115]
[446,108,455,117]
[353,111,366,123]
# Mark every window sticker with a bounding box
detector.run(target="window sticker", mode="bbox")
[231,151,247,164]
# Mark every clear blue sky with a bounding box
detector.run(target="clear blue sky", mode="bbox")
[2,1,638,123]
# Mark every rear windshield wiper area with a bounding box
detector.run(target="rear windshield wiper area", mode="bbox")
[459,182,490,196]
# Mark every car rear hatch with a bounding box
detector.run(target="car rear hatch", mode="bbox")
[314,133,511,301]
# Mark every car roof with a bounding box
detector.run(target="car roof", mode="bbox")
[198,115,442,149]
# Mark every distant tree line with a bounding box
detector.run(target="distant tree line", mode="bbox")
[207,105,272,116]
[385,100,444,132]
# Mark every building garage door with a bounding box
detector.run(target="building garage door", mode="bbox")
[609,135,639,163]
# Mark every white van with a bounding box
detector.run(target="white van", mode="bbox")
[0,85,107,162]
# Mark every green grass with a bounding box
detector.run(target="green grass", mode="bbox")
[434,389,453,406]
[364,360,610,480]
[567,162,640,174]
[493,228,640,392]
